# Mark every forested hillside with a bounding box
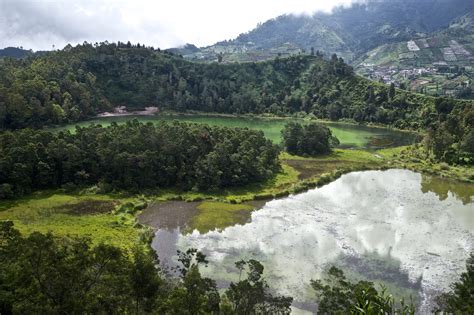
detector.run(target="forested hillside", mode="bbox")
[172,0,473,101]
[176,0,473,62]
[0,43,472,164]
[0,43,312,129]
[0,47,32,59]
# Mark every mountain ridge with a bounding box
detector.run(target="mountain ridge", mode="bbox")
[174,0,474,63]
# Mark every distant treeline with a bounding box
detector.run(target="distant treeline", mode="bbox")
[0,121,280,198]
[0,43,472,164]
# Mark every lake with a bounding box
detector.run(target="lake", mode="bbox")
[140,169,474,314]
[57,115,419,149]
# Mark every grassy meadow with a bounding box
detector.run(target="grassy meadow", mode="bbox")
[3,114,472,247]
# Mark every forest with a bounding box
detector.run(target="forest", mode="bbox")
[0,43,472,164]
[0,42,473,314]
[1,222,472,314]
[0,221,292,314]
[0,120,280,198]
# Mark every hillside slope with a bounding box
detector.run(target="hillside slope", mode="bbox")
[0,43,472,163]
[355,11,474,97]
[176,0,473,63]
[0,47,32,59]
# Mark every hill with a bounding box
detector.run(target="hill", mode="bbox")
[170,0,473,99]
[0,42,472,163]
[0,47,32,59]
[356,11,474,98]
[175,0,473,63]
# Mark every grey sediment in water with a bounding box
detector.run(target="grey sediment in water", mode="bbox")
[140,169,474,313]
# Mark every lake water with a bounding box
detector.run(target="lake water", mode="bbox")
[143,170,474,313]
[57,115,419,149]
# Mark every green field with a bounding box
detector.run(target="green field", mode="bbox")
[56,114,418,149]
[0,192,143,249]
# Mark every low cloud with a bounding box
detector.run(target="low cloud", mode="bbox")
[0,0,355,51]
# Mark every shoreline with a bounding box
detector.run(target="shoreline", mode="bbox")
[93,108,423,136]
[97,106,159,117]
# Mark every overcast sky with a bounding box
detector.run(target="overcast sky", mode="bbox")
[0,0,355,51]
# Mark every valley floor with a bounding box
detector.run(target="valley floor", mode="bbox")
[1,146,472,249]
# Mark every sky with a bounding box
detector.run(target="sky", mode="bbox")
[0,0,355,51]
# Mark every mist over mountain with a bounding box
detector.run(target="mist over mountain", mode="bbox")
[170,0,473,98]
[177,0,473,62]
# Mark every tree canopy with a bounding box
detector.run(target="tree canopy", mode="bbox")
[282,122,339,156]
[0,222,292,315]
[0,42,472,164]
[0,120,280,198]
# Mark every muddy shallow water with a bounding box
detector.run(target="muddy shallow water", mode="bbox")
[144,170,474,313]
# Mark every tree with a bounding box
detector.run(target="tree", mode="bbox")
[0,121,281,198]
[0,223,293,314]
[461,130,474,154]
[435,253,474,314]
[311,266,415,314]
[281,122,303,153]
[165,249,220,314]
[0,221,159,314]
[224,259,293,314]
[282,122,339,156]
[389,82,396,99]
[129,247,163,313]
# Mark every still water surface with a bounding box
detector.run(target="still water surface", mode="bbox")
[144,170,474,313]
[58,115,419,149]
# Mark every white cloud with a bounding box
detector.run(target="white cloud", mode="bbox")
[0,0,355,51]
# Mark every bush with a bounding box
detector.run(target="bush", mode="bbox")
[282,122,339,156]
[439,162,450,170]
[0,184,14,199]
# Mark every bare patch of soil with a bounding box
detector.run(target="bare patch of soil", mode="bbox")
[285,160,339,180]
[60,200,117,215]
[285,159,370,180]
[98,106,159,117]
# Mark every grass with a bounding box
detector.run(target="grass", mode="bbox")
[152,163,301,204]
[1,145,471,248]
[281,149,383,181]
[187,201,254,234]
[0,191,143,249]
[53,113,416,148]
[377,145,474,183]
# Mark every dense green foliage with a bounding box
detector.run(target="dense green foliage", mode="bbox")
[282,122,339,156]
[0,221,163,314]
[0,43,472,164]
[0,120,280,198]
[435,253,474,314]
[423,97,474,164]
[311,266,415,314]
[223,259,293,314]
[0,42,458,129]
[0,222,292,314]
[0,43,312,129]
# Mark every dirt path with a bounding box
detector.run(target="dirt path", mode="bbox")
[97,106,159,117]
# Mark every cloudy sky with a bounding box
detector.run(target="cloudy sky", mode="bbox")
[0,0,355,51]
